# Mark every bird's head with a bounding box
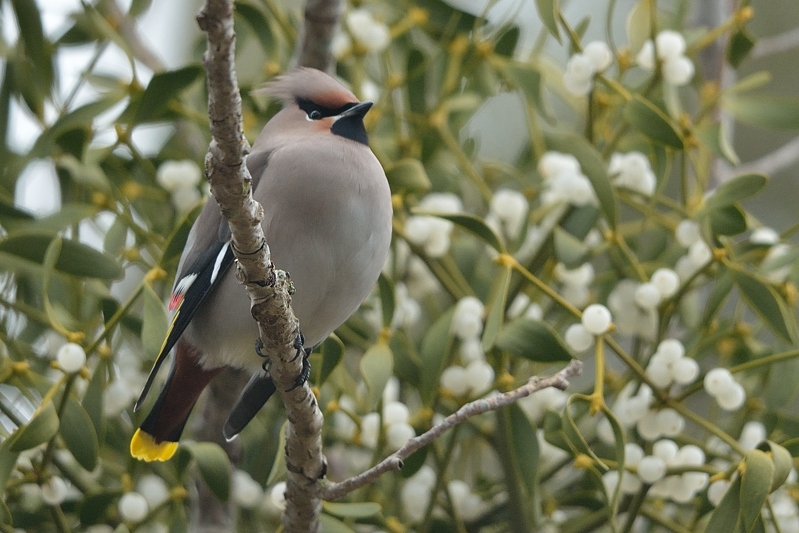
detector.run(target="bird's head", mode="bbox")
[263,68,373,145]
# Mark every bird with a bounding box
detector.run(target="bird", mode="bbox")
[130,68,393,462]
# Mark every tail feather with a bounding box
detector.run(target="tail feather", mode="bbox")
[223,372,277,441]
[131,342,222,462]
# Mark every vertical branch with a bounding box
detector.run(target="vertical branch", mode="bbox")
[196,0,326,531]
[293,0,344,72]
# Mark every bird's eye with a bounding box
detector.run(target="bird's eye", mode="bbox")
[308,110,322,120]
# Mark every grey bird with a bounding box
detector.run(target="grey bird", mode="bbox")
[130,68,393,461]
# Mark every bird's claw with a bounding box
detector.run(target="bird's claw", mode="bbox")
[290,332,305,362]
[287,353,311,392]
[255,338,267,358]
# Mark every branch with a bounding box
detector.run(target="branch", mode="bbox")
[717,134,799,182]
[196,1,324,532]
[292,0,343,72]
[752,26,799,58]
[320,359,584,501]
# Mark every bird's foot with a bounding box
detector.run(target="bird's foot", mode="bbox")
[287,348,312,392]
[255,338,267,358]
[290,332,305,362]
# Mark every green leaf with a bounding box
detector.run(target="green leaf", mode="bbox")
[695,122,740,165]
[360,342,394,411]
[183,442,232,502]
[400,445,428,478]
[494,26,520,57]
[79,491,122,525]
[55,154,111,192]
[482,265,510,352]
[724,95,799,130]
[709,205,747,236]
[235,1,276,57]
[18,203,99,234]
[554,227,589,267]
[104,216,129,256]
[534,0,561,42]
[561,395,604,465]
[703,268,733,324]
[161,204,202,267]
[626,0,651,53]
[414,0,478,37]
[59,398,99,471]
[546,133,617,228]
[323,501,382,519]
[142,283,168,361]
[266,421,287,486]
[496,318,573,363]
[0,231,123,279]
[31,96,122,158]
[317,334,344,386]
[412,211,506,255]
[386,159,432,195]
[729,266,795,343]
[701,173,768,213]
[598,404,626,519]
[133,65,204,124]
[10,0,53,101]
[0,499,10,526]
[82,360,107,440]
[504,62,553,122]
[0,438,19,494]
[506,403,539,496]
[728,29,756,69]
[624,95,684,149]
[377,274,395,329]
[765,356,799,409]
[319,514,358,533]
[10,401,60,452]
[419,309,455,404]
[0,193,33,223]
[703,475,742,533]
[756,441,792,492]
[740,450,773,532]
[406,48,427,115]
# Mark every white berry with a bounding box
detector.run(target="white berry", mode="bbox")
[581,304,612,335]
[57,343,86,374]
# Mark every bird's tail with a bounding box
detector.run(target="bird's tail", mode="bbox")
[130,342,222,462]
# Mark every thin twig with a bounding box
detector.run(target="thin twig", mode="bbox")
[752,26,799,58]
[320,359,583,500]
[717,135,799,182]
[196,1,324,531]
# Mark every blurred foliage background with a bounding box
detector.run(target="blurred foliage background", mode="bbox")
[2,0,799,531]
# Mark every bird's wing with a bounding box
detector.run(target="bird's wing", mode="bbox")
[135,239,235,411]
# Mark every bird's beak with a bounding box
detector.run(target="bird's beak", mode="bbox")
[338,101,373,119]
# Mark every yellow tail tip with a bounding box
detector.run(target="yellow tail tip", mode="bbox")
[130,429,178,462]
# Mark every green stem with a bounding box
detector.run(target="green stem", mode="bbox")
[84,282,146,356]
[677,348,799,402]
[50,505,72,533]
[666,398,744,455]
[420,426,462,532]
[620,485,650,533]
[506,256,582,318]
[639,505,693,533]
[435,124,493,202]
